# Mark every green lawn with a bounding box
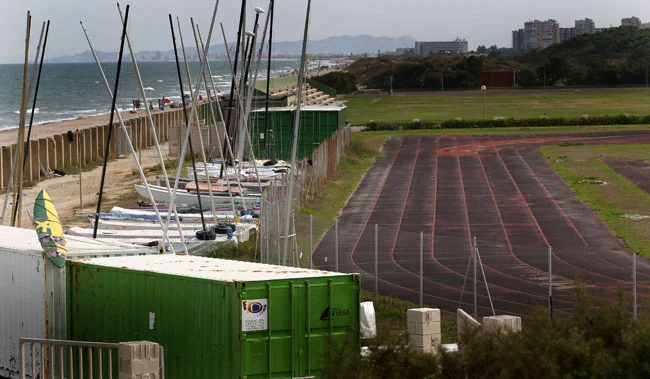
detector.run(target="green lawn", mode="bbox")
[255,75,299,92]
[540,143,650,258]
[344,92,650,124]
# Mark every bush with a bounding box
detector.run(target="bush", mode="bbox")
[363,114,650,131]
[323,285,650,378]
[311,72,357,94]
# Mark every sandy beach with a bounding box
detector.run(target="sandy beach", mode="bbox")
[15,141,171,229]
[0,106,179,147]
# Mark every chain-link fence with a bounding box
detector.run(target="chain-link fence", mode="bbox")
[259,126,351,265]
[311,220,650,319]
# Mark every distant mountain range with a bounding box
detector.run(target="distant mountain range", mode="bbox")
[46,35,416,63]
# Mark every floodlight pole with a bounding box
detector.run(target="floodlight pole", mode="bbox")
[481,85,487,121]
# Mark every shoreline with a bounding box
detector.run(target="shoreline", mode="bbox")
[0,106,180,147]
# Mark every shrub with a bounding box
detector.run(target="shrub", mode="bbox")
[362,114,650,131]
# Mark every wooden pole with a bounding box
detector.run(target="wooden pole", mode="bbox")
[77,130,82,208]
[14,20,50,225]
[12,11,32,227]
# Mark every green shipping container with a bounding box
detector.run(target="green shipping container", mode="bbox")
[248,105,346,161]
[67,255,360,378]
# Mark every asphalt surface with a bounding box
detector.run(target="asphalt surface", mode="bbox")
[604,159,650,195]
[313,131,650,316]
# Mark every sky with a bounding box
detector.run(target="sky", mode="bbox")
[1,0,649,63]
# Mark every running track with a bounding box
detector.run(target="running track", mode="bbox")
[313,131,650,316]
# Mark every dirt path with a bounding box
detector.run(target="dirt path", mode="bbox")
[10,142,171,229]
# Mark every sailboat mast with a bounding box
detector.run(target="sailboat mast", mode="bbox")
[282,0,312,265]
[92,5,130,239]
[81,20,177,253]
[117,3,188,254]
[2,18,43,225]
[14,20,50,226]
[169,14,208,232]
[220,0,247,179]
[191,19,239,217]
[162,0,221,236]
[176,17,218,224]
[12,11,32,227]
[263,0,275,159]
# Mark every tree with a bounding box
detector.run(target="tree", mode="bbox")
[517,68,538,87]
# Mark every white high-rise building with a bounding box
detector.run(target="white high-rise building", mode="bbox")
[575,18,596,35]
[524,19,559,50]
[622,17,642,29]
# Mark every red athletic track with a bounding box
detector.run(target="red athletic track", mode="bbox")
[604,159,650,195]
[313,131,650,316]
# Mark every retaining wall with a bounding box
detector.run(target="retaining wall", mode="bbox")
[0,102,215,189]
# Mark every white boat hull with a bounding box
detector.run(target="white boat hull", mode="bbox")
[134,184,260,207]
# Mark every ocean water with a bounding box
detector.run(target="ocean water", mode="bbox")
[0,60,300,130]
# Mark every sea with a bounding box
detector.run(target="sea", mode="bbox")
[0,60,301,130]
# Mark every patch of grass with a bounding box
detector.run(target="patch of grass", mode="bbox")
[255,75,299,91]
[541,143,650,257]
[345,92,650,124]
[559,142,585,147]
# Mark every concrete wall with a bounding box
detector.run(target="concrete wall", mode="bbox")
[0,101,215,189]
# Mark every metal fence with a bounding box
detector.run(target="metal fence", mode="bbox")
[259,126,351,265]
[19,338,164,379]
[312,221,650,319]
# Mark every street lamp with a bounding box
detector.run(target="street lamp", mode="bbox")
[481,85,487,121]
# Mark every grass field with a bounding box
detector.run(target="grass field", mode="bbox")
[344,91,650,124]
[541,144,650,258]
[254,75,299,91]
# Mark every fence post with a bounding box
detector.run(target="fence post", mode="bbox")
[420,231,424,308]
[473,237,478,319]
[549,245,553,319]
[276,204,281,266]
[335,218,339,272]
[375,224,378,301]
[634,253,637,319]
[309,214,313,269]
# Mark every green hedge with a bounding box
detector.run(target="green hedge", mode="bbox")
[364,114,650,131]
[307,77,338,97]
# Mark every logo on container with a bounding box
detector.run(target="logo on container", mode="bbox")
[243,300,267,315]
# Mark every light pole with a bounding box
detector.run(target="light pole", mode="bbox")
[481,85,487,121]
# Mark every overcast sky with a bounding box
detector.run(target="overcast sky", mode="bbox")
[1,0,649,63]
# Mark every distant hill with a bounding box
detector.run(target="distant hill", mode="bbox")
[47,35,415,63]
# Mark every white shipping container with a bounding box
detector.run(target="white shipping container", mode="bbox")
[0,226,158,379]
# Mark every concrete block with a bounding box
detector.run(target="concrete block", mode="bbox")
[47,137,56,171]
[431,333,442,345]
[483,315,521,335]
[118,341,160,377]
[408,321,440,336]
[1,145,13,188]
[39,138,49,172]
[29,139,39,181]
[407,308,440,323]
[53,134,63,169]
[457,309,481,344]
[90,127,98,161]
[409,333,432,348]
